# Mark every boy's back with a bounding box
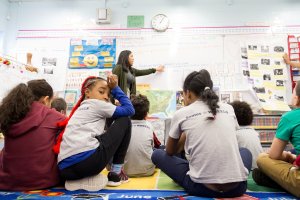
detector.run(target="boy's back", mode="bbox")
[124,120,155,177]
[236,126,263,169]
[230,100,263,170]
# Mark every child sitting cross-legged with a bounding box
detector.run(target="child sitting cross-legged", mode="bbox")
[0,79,66,191]
[230,101,263,170]
[56,75,134,191]
[123,94,161,177]
[151,70,252,198]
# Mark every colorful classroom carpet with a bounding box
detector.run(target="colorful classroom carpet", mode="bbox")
[0,170,297,200]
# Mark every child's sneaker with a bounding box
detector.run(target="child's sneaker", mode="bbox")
[107,169,129,187]
[65,173,108,191]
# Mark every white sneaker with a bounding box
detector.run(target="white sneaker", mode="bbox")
[65,173,108,191]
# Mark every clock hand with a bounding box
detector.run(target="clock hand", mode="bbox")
[160,18,164,24]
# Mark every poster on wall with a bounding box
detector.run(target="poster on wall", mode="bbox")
[69,38,116,69]
[15,38,70,92]
[247,44,290,111]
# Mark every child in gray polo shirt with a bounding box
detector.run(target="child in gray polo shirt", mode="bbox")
[123,94,161,177]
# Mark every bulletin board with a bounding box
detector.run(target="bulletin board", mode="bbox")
[5,26,300,111]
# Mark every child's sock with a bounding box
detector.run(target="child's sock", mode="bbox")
[111,164,122,174]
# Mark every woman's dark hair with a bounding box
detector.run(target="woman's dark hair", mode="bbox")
[131,94,150,120]
[0,79,53,134]
[183,69,219,119]
[230,101,253,126]
[117,50,132,72]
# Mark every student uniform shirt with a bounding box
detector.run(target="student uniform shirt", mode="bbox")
[169,100,248,184]
[58,99,116,162]
[236,126,263,169]
[276,108,300,155]
[123,120,155,177]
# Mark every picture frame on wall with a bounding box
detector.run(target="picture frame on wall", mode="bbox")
[64,90,78,107]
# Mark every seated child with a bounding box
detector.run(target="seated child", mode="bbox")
[57,75,134,191]
[230,101,263,169]
[0,79,66,191]
[51,97,67,115]
[152,70,251,198]
[252,80,300,198]
[123,94,161,177]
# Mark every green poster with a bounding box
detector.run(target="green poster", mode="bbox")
[127,15,144,28]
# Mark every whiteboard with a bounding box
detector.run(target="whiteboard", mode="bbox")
[3,28,292,110]
[117,34,224,90]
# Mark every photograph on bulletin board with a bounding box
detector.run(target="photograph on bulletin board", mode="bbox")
[68,38,116,69]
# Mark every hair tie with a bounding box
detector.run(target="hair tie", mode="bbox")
[204,87,210,91]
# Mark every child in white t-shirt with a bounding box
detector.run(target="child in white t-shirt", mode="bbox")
[230,101,263,169]
[123,94,161,177]
[152,69,252,198]
[56,75,134,191]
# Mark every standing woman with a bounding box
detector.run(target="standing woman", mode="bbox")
[112,50,164,96]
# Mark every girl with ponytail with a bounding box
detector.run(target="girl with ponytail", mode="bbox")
[0,79,66,191]
[152,69,252,198]
[57,74,134,191]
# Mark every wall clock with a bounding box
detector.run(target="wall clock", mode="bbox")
[151,14,169,32]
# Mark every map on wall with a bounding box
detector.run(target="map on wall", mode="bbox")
[69,38,116,69]
[138,90,176,118]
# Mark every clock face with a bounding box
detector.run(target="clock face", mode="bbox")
[151,14,169,32]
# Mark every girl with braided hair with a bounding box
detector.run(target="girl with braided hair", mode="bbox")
[56,74,134,191]
[152,69,252,198]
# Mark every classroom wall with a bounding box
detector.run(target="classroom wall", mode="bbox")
[0,0,9,51]
[0,0,8,31]
[3,0,300,54]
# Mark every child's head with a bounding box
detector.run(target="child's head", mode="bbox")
[292,81,300,107]
[183,69,219,117]
[131,94,149,120]
[51,97,67,115]
[117,50,133,70]
[230,101,253,126]
[0,79,53,134]
[82,76,109,102]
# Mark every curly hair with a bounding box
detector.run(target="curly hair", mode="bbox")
[230,101,253,126]
[0,79,53,134]
[131,94,149,120]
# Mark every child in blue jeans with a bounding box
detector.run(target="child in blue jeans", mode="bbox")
[56,75,134,191]
[152,69,252,198]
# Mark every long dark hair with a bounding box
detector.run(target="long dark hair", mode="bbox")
[117,50,132,72]
[183,69,219,119]
[0,79,53,134]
